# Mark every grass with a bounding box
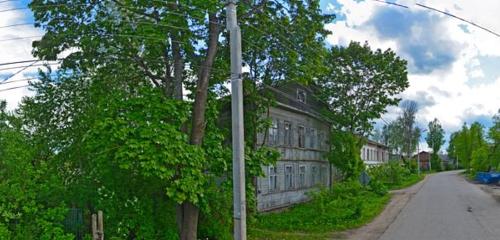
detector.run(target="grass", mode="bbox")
[387,173,424,190]
[248,183,391,239]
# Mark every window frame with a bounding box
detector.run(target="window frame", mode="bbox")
[299,165,306,188]
[268,119,279,146]
[284,164,294,190]
[268,165,278,192]
[298,125,305,148]
[309,128,316,149]
[297,89,307,103]
[283,121,292,146]
[311,165,318,185]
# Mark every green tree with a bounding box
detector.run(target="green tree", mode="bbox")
[0,101,72,239]
[471,145,489,172]
[316,41,409,135]
[452,122,487,173]
[28,0,333,238]
[426,118,445,171]
[381,101,420,162]
[315,42,409,177]
[328,130,365,180]
[488,109,500,170]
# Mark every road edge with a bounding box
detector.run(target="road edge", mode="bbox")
[344,174,430,240]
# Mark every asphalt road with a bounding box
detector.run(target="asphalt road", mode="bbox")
[379,170,500,240]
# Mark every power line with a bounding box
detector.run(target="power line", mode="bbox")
[415,3,500,38]
[0,0,19,4]
[371,0,500,39]
[0,62,60,71]
[372,0,409,9]
[0,77,38,85]
[0,85,29,92]
[0,59,62,67]
[3,60,38,81]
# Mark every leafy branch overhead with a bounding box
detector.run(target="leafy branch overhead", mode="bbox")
[316,41,409,136]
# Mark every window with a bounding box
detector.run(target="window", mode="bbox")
[311,166,318,185]
[318,132,324,150]
[269,166,278,192]
[320,166,327,185]
[268,119,279,145]
[284,121,291,146]
[309,128,316,149]
[285,165,294,190]
[297,89,306,103]
[298,125,305,148]
[299,165,306,188]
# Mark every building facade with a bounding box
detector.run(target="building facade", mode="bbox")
[255,83,332,211]
[254,83,390,211]
[361,140,390,166]
[415,151,431,170]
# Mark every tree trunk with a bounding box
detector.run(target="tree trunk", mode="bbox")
[178,13,220,240]
[171,35,184,100]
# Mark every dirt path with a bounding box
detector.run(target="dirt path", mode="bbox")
[340,174,429,240]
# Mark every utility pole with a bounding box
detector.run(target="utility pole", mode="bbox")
[226,1,246,239]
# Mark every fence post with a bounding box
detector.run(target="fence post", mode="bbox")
[98,210,104,240]
[91,214,98,240]
[92,211,104,240]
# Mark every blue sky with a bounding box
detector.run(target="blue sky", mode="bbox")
[1,0,499,151]
[321,0,500,150]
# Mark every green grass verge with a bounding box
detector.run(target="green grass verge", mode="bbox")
[387,174,424,190]
[248,183,391,240]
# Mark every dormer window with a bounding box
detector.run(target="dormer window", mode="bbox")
[297,89,306,103]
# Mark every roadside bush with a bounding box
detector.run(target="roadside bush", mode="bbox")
[252,181,389,233]
[368,161,410,186]
[368,179,388,196]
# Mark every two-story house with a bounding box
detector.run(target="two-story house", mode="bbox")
[255,83,332,211]
[251,83,390,211]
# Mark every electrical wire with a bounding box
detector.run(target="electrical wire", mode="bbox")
[0,84,29,92]
[371,0,500,39]
[2,60,38,81]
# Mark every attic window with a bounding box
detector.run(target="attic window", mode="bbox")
[297,89,306,103]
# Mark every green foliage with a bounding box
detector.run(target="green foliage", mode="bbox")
[0,104,73,239]
[316,41,409,135]
[381,101,421,159]
[430,153,442,172]
[452,122,487,172]
[251,182,390,233]
[426,118,445,156]
[488,110,500,170]
[368,162,410,186]
[471,145,490,172]
[328,131,365,180]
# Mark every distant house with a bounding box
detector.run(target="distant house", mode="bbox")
[255,83,334,211]
[414,151,431,170]
[439,154,453,169]
[361,140,390,166]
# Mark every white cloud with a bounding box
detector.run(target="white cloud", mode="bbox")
[324,0,500,150]
[0,1,44,110]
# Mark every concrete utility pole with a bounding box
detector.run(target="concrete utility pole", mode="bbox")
[226,1,246,239]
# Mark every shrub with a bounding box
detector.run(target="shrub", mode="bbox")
[252,181,389,233]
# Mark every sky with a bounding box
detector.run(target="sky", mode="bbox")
[1,0,499,150]
[319,0,500,149]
